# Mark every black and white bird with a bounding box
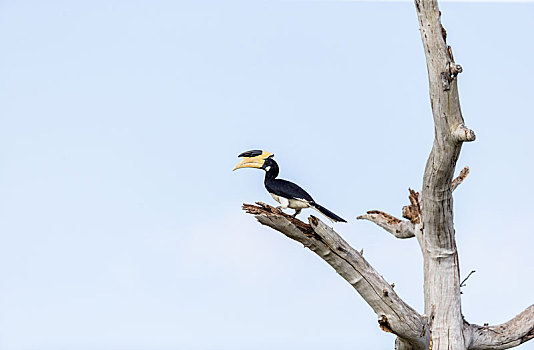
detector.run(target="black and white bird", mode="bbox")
[233,150,346,223]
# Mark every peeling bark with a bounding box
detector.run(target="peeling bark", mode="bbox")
[357,210,415,239]
[452,167,470,192]
[239,0,533,349]
[402,189,422,225]
[243,202,430,349]
[415,0,472,348]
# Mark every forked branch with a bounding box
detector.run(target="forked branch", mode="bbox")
[359,165,469,241]
[358,189,421,240]
[243,202,430,349]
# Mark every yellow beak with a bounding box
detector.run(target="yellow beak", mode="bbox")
[232,150,274,171]
[232,157,265,171]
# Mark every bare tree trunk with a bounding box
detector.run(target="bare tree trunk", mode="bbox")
[241,0,533,349]
[414,0,472,348]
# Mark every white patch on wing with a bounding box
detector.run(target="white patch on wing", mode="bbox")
[288,198,311,209]
[270,193,289,208]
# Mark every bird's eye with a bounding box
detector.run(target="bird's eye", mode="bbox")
[265,166,271,171]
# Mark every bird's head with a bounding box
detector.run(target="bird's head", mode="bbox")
[232,150,274,171]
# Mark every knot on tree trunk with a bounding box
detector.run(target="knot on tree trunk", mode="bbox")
[453,124,476,142]
[379,315,393,333]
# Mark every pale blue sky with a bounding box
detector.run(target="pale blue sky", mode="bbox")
[0,1,533,349]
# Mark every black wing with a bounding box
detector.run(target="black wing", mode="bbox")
[265,179,314,202]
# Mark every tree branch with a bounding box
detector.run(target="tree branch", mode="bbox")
[467,305,534,350]
[358,189,421,240]
[452,166,470,192]
[357,211,415,239]
[243,202,430,349]
[459,270,475,288]
[359,168,467,240]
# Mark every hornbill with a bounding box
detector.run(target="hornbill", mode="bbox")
[233,150,347,223]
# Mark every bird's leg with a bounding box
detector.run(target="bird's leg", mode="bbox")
[292,209,302,218]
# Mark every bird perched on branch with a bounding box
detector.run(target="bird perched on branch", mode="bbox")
[233,150,346,223]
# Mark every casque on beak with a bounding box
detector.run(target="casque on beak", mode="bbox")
[232,150,274,171]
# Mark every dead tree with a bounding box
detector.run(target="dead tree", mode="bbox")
[241,1,533,349]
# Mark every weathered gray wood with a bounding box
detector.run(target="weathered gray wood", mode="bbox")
[396,337,417,350]
[466,305,534,350]
[241,1,533,349]
[414,0,474,349]
[357,210,415,239]
[243,203,430,349]
[358,167,468,240]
